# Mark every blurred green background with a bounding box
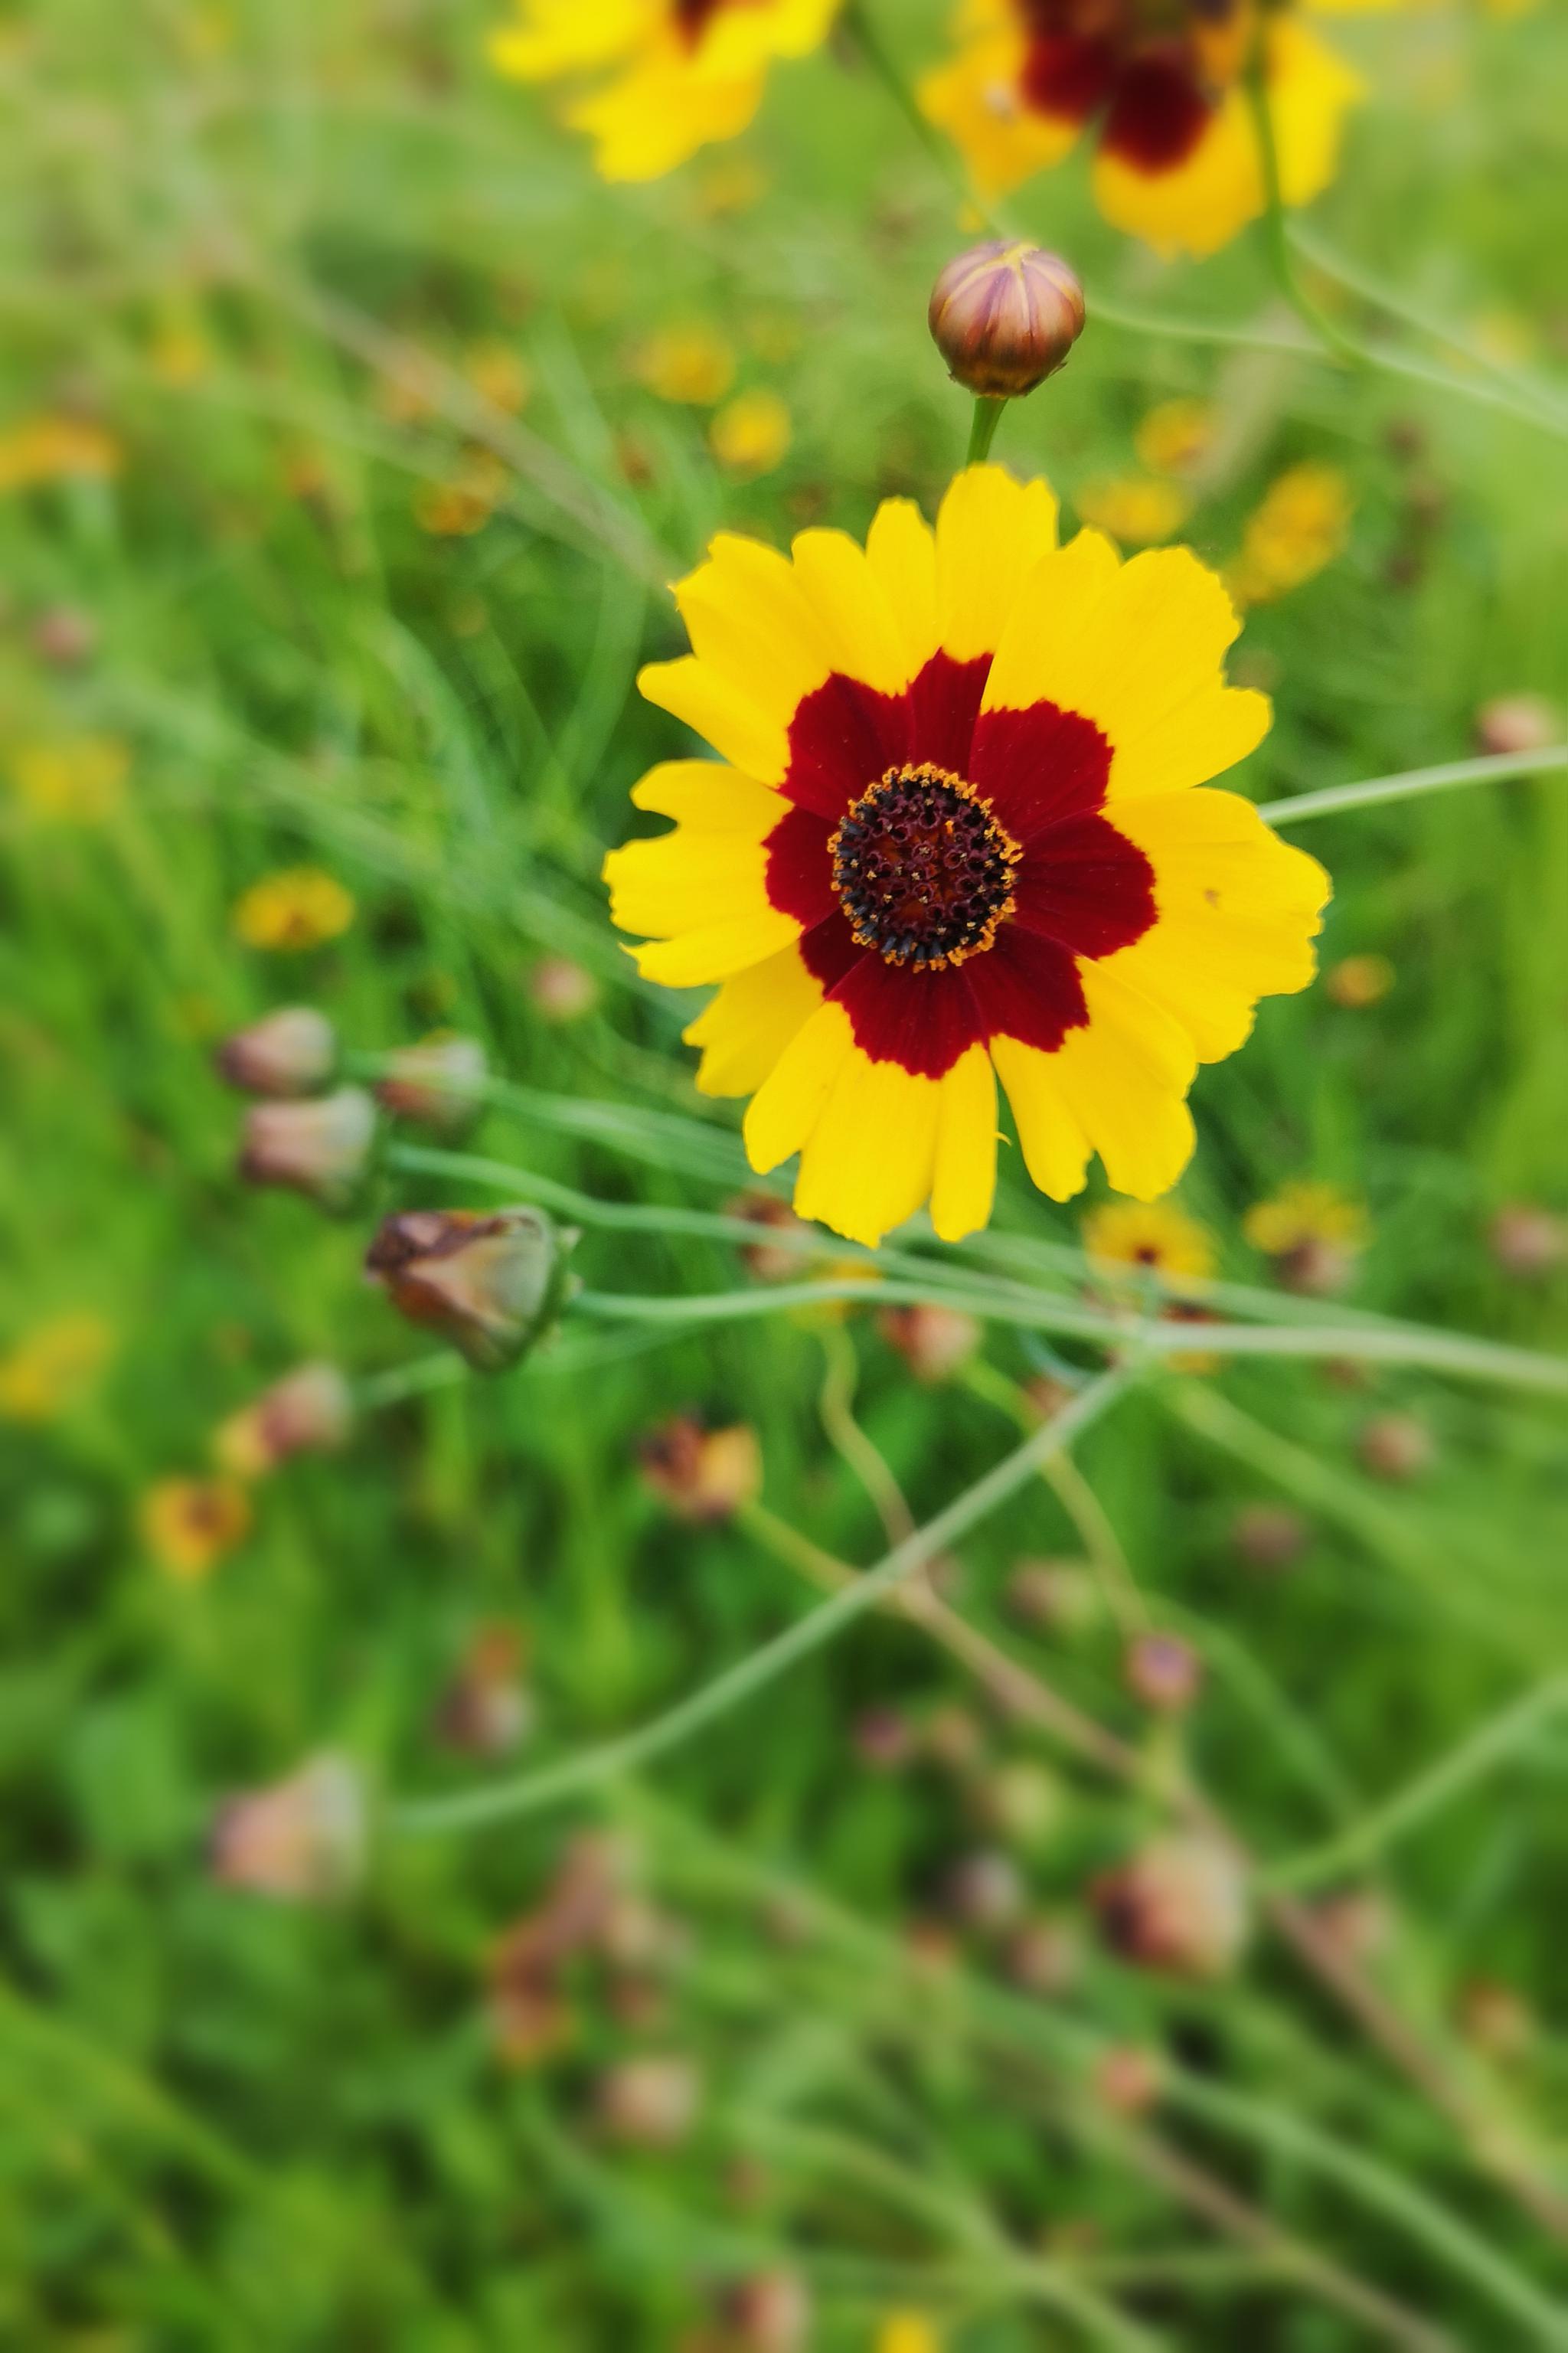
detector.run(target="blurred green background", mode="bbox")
[3,0,1567,2344]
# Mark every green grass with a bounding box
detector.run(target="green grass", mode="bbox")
[2,0,1567,2344]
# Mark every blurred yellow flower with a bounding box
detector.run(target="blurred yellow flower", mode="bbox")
[149,315,214,386]
[877,2318,942,2353]
[465,340,533,414]
[373,368,436,426]
[414,449,508,536]
[0,1315,116,1422]
[1244,1180,1368,1256]
[1083,1199,1216,1286]
[710,388,792,479]
[635,325,737,406]
[9,736,129,822]
[232,867,355,953]
[1228,462,1353,606]
[0,414,122,493]
[1135,397,1214,479]
[1325,952,1394,1008]
[140,1476,252,1582]
[1075,474,1192,547]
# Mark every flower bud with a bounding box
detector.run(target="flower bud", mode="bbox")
[719,2271,812,2353]
[374,1032,488,1136]
[210,1753,366,1901]
[943,1848,1025,1935]
[1093,2044,1163,2118]
[727,1190,812,1283]
[217,1006,338,1097]
[434,1623,534,1757]
[1230,1502,1308,1571]
[596,2054,701,2148]
[1356,1410,1435,1482]
[972,1760,1061,1850]
[1124,1631,1204,1714]
[877,1302,982,1383]
[528,953,599,1023]
[637,1414,761,1522]
[929,240,1085,400]
[365,1204,576,1371]
[1006,1557,1099,1636]
[1488,1201,1565,1281]
[1093,1836,1250,1979]
[1474,692,1560,758]
[1004,1914,1079,1997]
[214,1361,354,1478]
[31,603,98,667]
[239,1086,377,1211]
[852,1704,915,1772]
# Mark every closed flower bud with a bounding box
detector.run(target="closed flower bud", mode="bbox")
[877,1302,982,1383]
[1474,692,1560,758]
[374,1031,488,1136]
[727,1190,812,1283]
[929,240,1085,399]
[1357,1410,1435,1482]
[596,2054,701,2148]
[1004,1914,1079,1997]
[1124,1631,1204,1714]
[943,1848,1025,1934]
[1093,1836,1250,1979]
[1006,1557,1100,1635]
[1231,1502,1308,1571]
[1488,1201,1565,1280]
[217,1005,338,1097]
[852,1704,915,1772]
[637,1414,761,1522]
[239,1087,377,1211]
[214,1360,354,1478]
[972,1760,1062,1850]
[720,2271,812,2353]
[528,953,599,1023]
[210,1753,366,1902]
[1093,2044,1163,2117]
[434,1623,534,1757]
[31,603,98,666]
[365,1204,576,1371]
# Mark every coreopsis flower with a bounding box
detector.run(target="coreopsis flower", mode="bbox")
[232,866,355,953]
[1325,951,1393,1008]
[606,466,1328,1247]
[878,1301,982,1381]
[488,0,841,182]
[0,413,121,492]
[1227,462,1354,606]
[637,1414,762,1520]
[140,1476,252,1581]
[210,1753,366,1900]
[709,387,792,480]
[1243,1178,1367,1293]
[635,322,737,405]
[1082,1198,1216,1286]
[0,1313,115,1422]
[216,1007,338,1097]
[463,338,533,414]
[919,0,1364,257]
[1093,1834,1250,1977]
[374,1033,488,1136]
[9,736,129,822]
[239,1087,378,1211]
[413,450,508,536]
[366,1208,577,1371]
[1135,397,1214,479]
[1074,475,1192,547]
[214,1361,354,1478]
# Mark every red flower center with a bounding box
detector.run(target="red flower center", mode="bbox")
[830,764,1022,971]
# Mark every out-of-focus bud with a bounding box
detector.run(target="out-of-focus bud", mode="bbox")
[1093,2044,1163,2118]
[486,1833,632,2064]
[1458,1979,1535,2062]
[210,1753,366,1902]
[637,1415,761,1522]
[528,953,600,1023]
[1231,1502,1308,1571]
[943,1849,1026,1935]
[853,1704,915,1772]
[719,2272,812,2353]
[365,1205,576,1371]
[141,1475,251,1582]
[972,1759,1062,1850]
[217,1006,338,1097]
[922,1703,986,1775]
[1474,692,1561,758]
[929,240,1085,399]
[727,1191,811,1283]
[1488,1202,1566,1281]
[1308,1888,1395,1969]
[240,1087,376,1211]
[1356,1410,1435,1482]
[214,1361,354,1478]
[374,1032,487,1136]
[434,1624,534,1757]
[877,1302,982,1384]
[1325,953,1394,1010]
[1006,1557,1099,1636]
[1004,1914,1079,1997]
[1124,1631,1204,1714]
[1093,1836,1250,1979]
[596,2054,701,2148]
[31,603,98,666]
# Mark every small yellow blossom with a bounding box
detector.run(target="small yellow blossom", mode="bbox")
[9,736,129,822]
[635,325,737,407]
[149,315,214,387]
[1228,463,1353,606]
[1075,474,1192,547]
[1325,953,1394,1009]
[877,2318,942,2353]
[140,1476,252,1582]
[1083,1200,1216,1286]
[1244,1181,1368,1257]
[464,340,533,414]
[414,449,507,537]
[0,414,122,493]
[0,1315,116,1423]
[710,388,792,481]
[232,867,355,953]
[1135,397,1214,479]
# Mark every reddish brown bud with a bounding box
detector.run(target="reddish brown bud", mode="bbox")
[31,603,98,666]
[1230,1502,1308,1571]
[852,1704,915,1772]
[528,953,600,1022]
[1093,1836,1249,1979]
[374,1032,487,1136]
[217,1006,338,1097]
[1488,1201,1566,1280]
[1124,1631,1204,1714]
[434,1624,534,1757]
[210,1753,365,1902]
[877,1302,982,1383]
[596,2054,701,2148]
[1003,1914,1079,1997]
[1474,692,1561,758]
[726,1191,812,1283]
[214,1361,354,1478]
[239,1087,376,1211]
[1093,2044,1163,2117]
[929,240,1086,399]
[1356,1410,1435,1482]
[719,2272,812,2353]
[365,1205,575,1371]
[637,1414,761,1522]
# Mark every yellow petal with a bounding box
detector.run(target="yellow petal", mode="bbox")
[789,528,913,695]
[602,825,782,940]
[793,1047,942,1245]
[1051,964,1198,1198]
[567,54,765,183]
[638,654,789,785]
[673,534,833,735]
[865,497,941,680]
[936,463,1060,662]
[744,998,857,1174]
[628,907,801,987]
[991,1036,1093,1202]
[683,943,826,1099]
[930,1046,998,1240]
[629,759,784,832]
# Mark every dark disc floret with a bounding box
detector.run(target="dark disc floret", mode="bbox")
[829,763,1022,971]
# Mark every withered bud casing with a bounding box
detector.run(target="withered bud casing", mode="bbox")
[217,1006,338,1097]
[374,1032,488,1136]
[929,240,1086,400]
[365,1204,577,1371]
[636,1414,761,1522]
[214,1360,354,1478]
[1093,1835,1250,1979]
[238,1087,377,1211]
[210,1753,366,1902]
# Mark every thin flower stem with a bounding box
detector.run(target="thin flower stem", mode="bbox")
[1264,1677,1568,1894]
[1258,746,1568,828]
[355,1353,471,1410]
[389,1369,1132,1837]
[967,395,1007,466]
[963,1357,1148,1630]
[817,1324,916,1544]
[1244,42,1364,371]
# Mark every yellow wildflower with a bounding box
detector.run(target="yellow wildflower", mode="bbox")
[0,414,121,493]
[140,1477,252,1582]
[1075,474,1192,547]
[1083,1200,1217,1287]
[0,1315,116,1423]
[1135,397,1215,479]
[1244,1180,1367,1257]
[709,388,792,479]
[232,867,355,953]
[9,736,129,822]
[413,449,508,537]
[465,340,533,414]
[635,325,736,407]
[1325,953,1394,1009]
[877,2318,942,2353]
[1228,462,1353,606]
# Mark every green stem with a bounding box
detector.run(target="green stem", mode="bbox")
[1258,747,1568,828]
[967,394,1007,466]
[1244,39,1363,371]
[388,1368,1131,1836]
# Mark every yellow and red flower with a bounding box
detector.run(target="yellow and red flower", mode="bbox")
[919,0,1366,257]
[489,0,841,182]
[606,465,1328,1248]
